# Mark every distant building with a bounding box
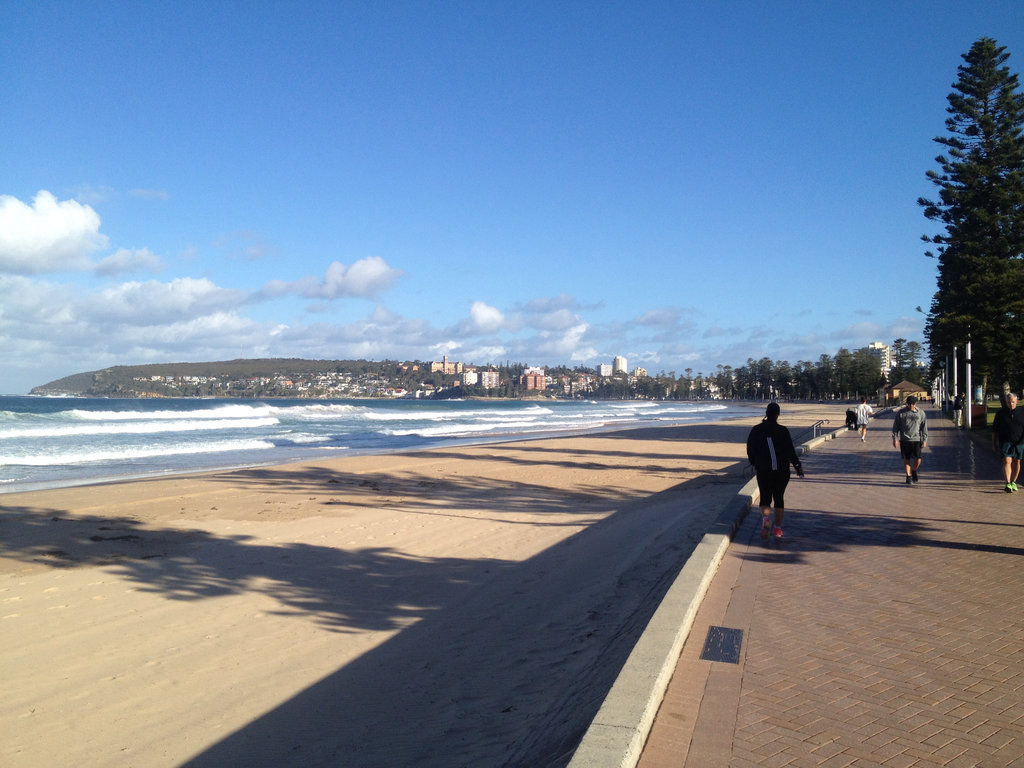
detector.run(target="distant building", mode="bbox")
[598,363,613,377]
[521,366,546,391]
[633,367,648,378]
[613,356,628,375]
[868,342,891,374]
[480,370,500,389]
[430,355,463,375]
[462,369,479,386]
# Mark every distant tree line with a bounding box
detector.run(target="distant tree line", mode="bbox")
[612,340,923,403]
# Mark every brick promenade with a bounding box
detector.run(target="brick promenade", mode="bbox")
[637,406,1024,768]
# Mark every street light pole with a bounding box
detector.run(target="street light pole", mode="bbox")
[965,338,973,430]
[952,347,958,404]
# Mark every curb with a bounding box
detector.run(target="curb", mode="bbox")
[566,426,845,768]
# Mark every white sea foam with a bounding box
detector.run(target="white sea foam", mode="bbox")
[0,417,279,439]
[69,404,275,421]
[266,403,361,419]
[0,438,275,466]
[360,405,554,422]
[384,413,631,438]
[274,432,334,445]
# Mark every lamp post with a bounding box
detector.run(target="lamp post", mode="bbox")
[946,350,954,409]
[965,338,973,430]
[938,358,947,413]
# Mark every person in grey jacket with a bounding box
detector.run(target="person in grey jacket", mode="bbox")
[892,395,928,484]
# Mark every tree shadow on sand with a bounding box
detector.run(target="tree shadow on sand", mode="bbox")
[0,505,516,633]
[0,447,743,766]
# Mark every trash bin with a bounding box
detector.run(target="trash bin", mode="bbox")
[971,403,987,427]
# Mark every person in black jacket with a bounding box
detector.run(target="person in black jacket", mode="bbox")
[992,393,1024,492]
[953,392,966,429]
[746,402,804,540]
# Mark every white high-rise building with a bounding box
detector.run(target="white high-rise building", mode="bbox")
[868,342,892,374]
[613,356,628,375]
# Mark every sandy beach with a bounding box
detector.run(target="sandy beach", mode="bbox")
[1,402,849,768]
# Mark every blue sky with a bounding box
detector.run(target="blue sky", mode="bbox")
[2,1,1023,394]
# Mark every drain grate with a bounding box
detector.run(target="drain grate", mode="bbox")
[699,626,743,664]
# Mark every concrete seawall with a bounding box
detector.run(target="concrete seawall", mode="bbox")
[567,421,851,768]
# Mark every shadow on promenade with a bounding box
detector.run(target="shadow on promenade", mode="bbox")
[741,409,1019,567]
[739,508,1024,568]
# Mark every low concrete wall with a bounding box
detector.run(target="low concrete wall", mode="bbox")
[567,425,845,768]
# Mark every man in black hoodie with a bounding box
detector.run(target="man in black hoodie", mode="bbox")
[746,402,804,540]
[992,393,1024,493]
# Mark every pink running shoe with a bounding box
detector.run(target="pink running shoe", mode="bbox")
[772,527,783,539]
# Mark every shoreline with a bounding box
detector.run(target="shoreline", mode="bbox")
[0,400,756,497]
[2,402,850,768]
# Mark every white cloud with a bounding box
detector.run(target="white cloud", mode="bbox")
[0,275,77,328]
[367,305,402,325]
[830,321,883,341]
[0,191,108,273]
[464,344,508,362]
[85,277,247,323]
[95,247,163,276]
[522,293,581,313]
[431,340,461,357]
[260,256,402,300]
[321,257,402,298]
[468,301,505,333]
[514,321,591,361]
[134,311,257,345]
[446,300,508,338]
[889,316,924,338]
[570,346,600,362]
[531,308,579,331]
[634,308,680,327]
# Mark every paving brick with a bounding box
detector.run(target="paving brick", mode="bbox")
[878,754,919,768]
[638,409,1024,768]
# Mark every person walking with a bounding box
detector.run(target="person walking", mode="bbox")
[746,402,804,540]
[992,393,1024,492]
[953,391,966,429]
[892,395,928,485]
[855,397,874,441]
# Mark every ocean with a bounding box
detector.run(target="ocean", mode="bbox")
[0,396,754,494]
